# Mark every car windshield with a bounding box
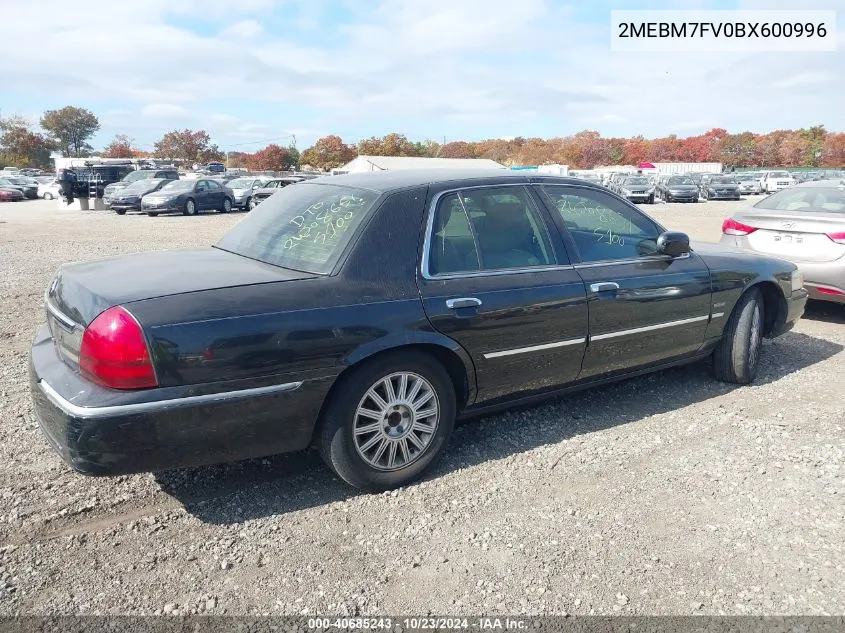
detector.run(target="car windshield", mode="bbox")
[769,171,791,178]
[737,174,756,181]
[624,177,650,185]
[160,180,195,192]
[124,171,156,183]
[710,177,736,184]
[227,178,258,189]
[215,183,380,275]
[754,186,845,214]
[124,179,165,194]
[668,177,694,185]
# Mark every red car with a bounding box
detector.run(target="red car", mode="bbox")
[0,187,25,202]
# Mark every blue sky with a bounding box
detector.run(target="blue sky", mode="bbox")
[0,0,841,152]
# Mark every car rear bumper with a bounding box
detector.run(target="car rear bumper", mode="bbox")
[29,326,328,475]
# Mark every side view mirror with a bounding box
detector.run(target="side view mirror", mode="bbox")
[656,231,690,258]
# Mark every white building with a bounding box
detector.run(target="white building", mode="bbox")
[333,155,505,174]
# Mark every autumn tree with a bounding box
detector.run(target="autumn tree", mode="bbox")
[153,129,215,164]
[778,132,812,167]
[0,116,54,168]
[754,130,790,167]
[718,132,757,167]
[300,135,356,170]
[439,141,478,159]
[226,151,249,169]
[244,144,292,171]
[103,134,136,158]
[40,106,99,157]
[820,133,845,167]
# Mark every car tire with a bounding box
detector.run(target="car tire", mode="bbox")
[147,212,159,217]
[247,197,255,211]
[712,288,764,385]
[115,209,126,215]
[183,198,197,216]
[648,194,655,204]
[42,193,54,200]
[221,197,232,213]
[318,351,457,491]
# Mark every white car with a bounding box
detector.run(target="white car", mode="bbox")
[38,180,61,200]
[759,170,797,194]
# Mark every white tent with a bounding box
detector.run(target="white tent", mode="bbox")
[334,155,505,174]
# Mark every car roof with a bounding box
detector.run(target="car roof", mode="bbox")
[306,169,590,193]
[790,179,845,189]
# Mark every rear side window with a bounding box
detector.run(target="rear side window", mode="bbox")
[215,183,380,274]
[754,187,845,214]
[428,186,556,276]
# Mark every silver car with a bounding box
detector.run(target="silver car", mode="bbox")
[720,180,845,303]
[735,173,763,195]
[225,177,270,210]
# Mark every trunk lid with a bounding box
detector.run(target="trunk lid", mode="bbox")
[734,210,845,263]
[45,247,316,369]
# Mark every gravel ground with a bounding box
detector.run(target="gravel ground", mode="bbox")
[0,197,843,616]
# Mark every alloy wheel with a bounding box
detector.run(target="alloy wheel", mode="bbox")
[353,372,440,471]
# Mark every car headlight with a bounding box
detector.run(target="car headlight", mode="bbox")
[621,189,631,195]
[791,269,804,292]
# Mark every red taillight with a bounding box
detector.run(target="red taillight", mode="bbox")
[722,218,758,236]
[826,232,845,245]
[817,286,845,296]
[79,306,158,390]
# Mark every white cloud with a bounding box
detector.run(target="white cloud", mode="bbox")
[141,104,190,119]
[221,20,263,39]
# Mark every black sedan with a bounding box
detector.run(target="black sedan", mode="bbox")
[140,178,234,216]
[701,175,741,201]
[109,179,170,215]
[659,176,700,203]
[29,170,807,490]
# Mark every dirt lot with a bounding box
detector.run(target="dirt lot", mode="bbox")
[0,197,843,616]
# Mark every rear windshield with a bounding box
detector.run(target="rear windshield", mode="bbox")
[667,177,694,185]
[624,177,650,185]
[124,171,156,183]
[754,186,845,214]
[215,183,380,274]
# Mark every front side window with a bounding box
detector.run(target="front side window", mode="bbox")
[542,186,661,263]
[215,183,380,274]
[428,186,555,276]
[207,180,221,189]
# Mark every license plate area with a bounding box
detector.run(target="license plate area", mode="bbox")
[773,232,804,244]
[47,310,83,367]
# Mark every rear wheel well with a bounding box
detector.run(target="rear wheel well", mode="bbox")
[749,281,786,337]
[312,344,471,443]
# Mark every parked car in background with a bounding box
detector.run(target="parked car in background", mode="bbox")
[29,170,807,490]
[0,187,25,202]
[103,168,180,202]
[251,177,306,206]
[736,173,763,195]
[760,171,797,194]
[226,177,270,210]
[573,172,603,186]
[721,179,845,303]
[38,180,61,200]
[617,176,655,204]
[701,175,741,201]
[659,175,700,203]
[206,162,226,174]
[109,179,170,215]
[0,177,38,199]
[141,178,234,217]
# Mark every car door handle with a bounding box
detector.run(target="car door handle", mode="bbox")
[446,297,482,309]
[590,282,620,293]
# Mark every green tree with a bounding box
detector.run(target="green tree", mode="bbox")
[40,106,100,157]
